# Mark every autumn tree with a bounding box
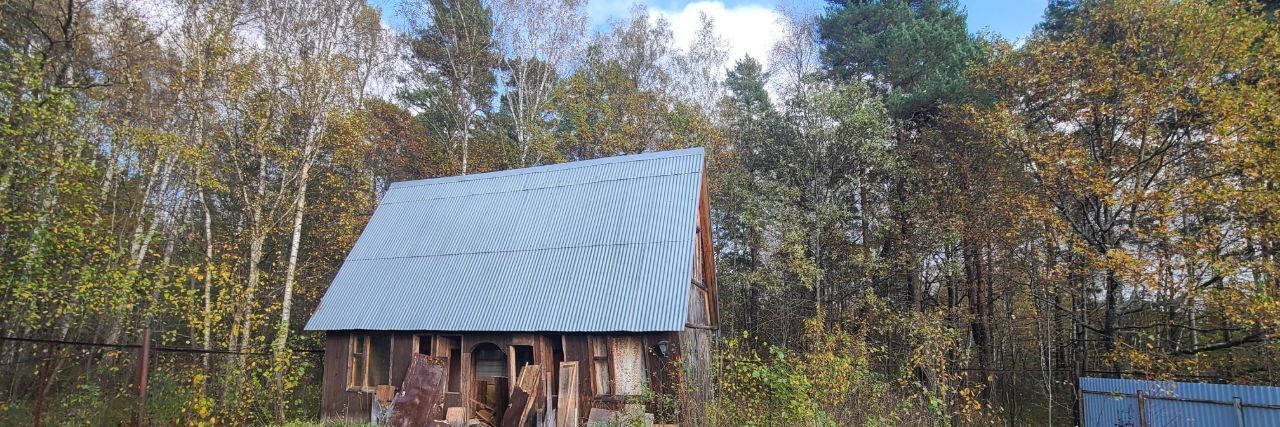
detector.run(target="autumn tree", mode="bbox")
[975,0,1279,420]
[2,0,1279,425]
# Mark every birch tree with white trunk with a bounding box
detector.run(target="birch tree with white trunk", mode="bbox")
[259,0,385,420]
[491,0,586,165]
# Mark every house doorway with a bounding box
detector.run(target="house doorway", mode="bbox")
[471,343,509,424]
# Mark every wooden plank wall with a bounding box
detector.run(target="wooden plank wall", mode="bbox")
[320,332,346,421]
[391,334,413,386]
[678,328,712,401]
[562,334,593,423]
[321,331,373,423]
[643,332,681,399]
[320,331,688,425]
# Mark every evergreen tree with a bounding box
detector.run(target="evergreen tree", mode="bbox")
[401,0,500,174]
[818,0,982,120]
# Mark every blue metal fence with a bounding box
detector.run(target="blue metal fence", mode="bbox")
[1081,377,1280,426]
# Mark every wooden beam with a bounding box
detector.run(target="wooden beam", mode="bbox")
[697,166,720,328]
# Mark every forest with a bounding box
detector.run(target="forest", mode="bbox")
[1,0,1278,425]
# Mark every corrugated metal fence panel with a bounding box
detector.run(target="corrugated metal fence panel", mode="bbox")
[1081,377,1280,426]
[306,148,705,332]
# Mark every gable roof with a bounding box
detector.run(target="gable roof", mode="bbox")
[304,148,706,332]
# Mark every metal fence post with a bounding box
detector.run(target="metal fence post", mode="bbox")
[1234,397,1245,427]
[1137,390,1147,427]
[32,342,54,427]
[133,326,151,427]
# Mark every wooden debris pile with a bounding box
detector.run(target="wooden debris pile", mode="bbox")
[381,358,662,427]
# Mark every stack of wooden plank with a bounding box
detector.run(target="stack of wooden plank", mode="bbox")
[500,364,543,427]
[473,401,497,427]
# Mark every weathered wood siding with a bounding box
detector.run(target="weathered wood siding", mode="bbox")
[562,334,593,422]
[321,331,687,424]
[696,166,719,327]
[321,331,372,423]
[390,334,413,386]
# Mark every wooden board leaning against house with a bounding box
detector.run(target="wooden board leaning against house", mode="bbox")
[387,354,449,427]
[556,362,580,427]
[500,364,543,427]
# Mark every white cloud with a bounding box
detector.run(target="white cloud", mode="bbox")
[649,1,785,70]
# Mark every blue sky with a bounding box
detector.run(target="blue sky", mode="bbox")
[589,0,1047,74]
[958,0,1049,41]
[587,0,1048,41]
[377,0,1047,42]
[375,0,1048,71]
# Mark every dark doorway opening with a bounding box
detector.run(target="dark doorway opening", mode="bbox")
[444,336,461,408]
[511,345,534,380]
[471,343,509,424]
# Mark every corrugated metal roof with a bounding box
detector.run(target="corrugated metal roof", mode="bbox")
[1081,377,1280,426]
[305,148,706,332]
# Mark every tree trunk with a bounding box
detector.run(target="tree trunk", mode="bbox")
[235,154,269,361]
[748,237,761,335]
[272,140,315,423]
[1071,248,1087,426]
[896,178,921,311]
[31,345,57,427]
[859,178,872,288]
[133,155,176,265]
[461,112,471,175]
[965,239,992,402]
[104,153,175,360]
[1102,267,1120,375]
[200,187,214,369]
[128,156,165,263]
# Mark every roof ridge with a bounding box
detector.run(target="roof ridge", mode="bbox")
[344,239,689,262]
[380,170,699,206]
[388,147,704,190]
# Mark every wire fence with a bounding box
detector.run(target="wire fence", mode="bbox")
[0,335,323,355]
[0,331,327,426]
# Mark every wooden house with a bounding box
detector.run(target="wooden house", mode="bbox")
[305,148,718,425]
